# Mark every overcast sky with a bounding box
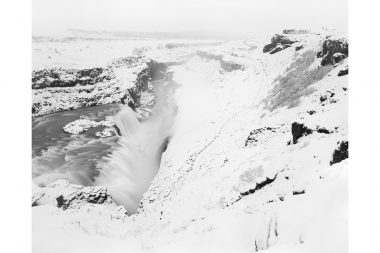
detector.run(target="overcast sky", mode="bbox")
[33,0,347,36]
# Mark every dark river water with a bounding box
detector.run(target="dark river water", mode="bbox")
[32,103,123,186]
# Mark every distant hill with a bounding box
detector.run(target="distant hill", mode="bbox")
[66,29,244,40]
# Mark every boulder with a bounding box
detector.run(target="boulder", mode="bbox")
[338,68,348,76]
[32,179,119,211]
[291,122,313,144]
[317,39,348,66]
[263,34,296,54]
[330,141,348,165]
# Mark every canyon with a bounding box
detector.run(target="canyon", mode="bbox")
[32,31,348,253]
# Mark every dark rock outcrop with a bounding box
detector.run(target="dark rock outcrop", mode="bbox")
[319,90,338,105]
[293,189,305,195]
[317,39,348,66]
[263,34,297,54]
[127,60,168,108]
[245,127,277,146]
[338,68,348,76]
[291,122,313,144]
[56,186,114,210]
[330,141,348,165]
[240,173,278,197]
[32,180,117,210]
[32,55,152,117]
[316,127,333,134]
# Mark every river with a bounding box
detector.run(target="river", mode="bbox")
[32,78,178,214]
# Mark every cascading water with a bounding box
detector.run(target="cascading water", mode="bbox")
[95,80,177,214]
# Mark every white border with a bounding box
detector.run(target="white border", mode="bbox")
[0,0,32,252]
[1,0,380,252]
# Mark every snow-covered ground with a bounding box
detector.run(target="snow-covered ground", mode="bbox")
[32,36,220,70]
[32,31,348,252]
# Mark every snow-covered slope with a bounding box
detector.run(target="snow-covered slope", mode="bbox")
[32,32,348,252]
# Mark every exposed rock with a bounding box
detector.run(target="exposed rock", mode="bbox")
[245,127,277,146]
[33,56,143,90]
[293,189,305,195]
[317,38,348,66]
[240,173,277,197]
[95,127,118,138]
[269,44,292,54]
[316,127,333,134]
[32,82,128,117]
[263,34,296,54]
[56,186,113,210]
[127,59,168,108]
[32,56,153,117]
[32,67,113,89]
[319,90,338,105]
[295,45,304,51]
[32,179,120,211]
[330,141,348,165]
[32,192,45,207]
[338,68,348,76]
[291,122,313,144]
[320,95,328,103]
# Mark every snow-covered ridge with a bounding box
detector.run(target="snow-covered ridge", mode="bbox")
[33,32,348,253]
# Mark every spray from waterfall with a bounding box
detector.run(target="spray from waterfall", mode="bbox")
[95,80,177,214]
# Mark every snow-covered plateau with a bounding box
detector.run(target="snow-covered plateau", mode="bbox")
[32,31,348,253]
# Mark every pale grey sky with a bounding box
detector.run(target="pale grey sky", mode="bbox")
[32,0,347,36]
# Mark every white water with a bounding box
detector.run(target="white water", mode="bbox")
[95,81,177,214]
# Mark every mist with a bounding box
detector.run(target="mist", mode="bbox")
[95,80,177,214]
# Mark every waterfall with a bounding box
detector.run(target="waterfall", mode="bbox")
[95,81,176,214]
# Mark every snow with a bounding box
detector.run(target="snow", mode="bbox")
[63,119,115,135]
[32,32,348,252]
[95,128,118,138]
